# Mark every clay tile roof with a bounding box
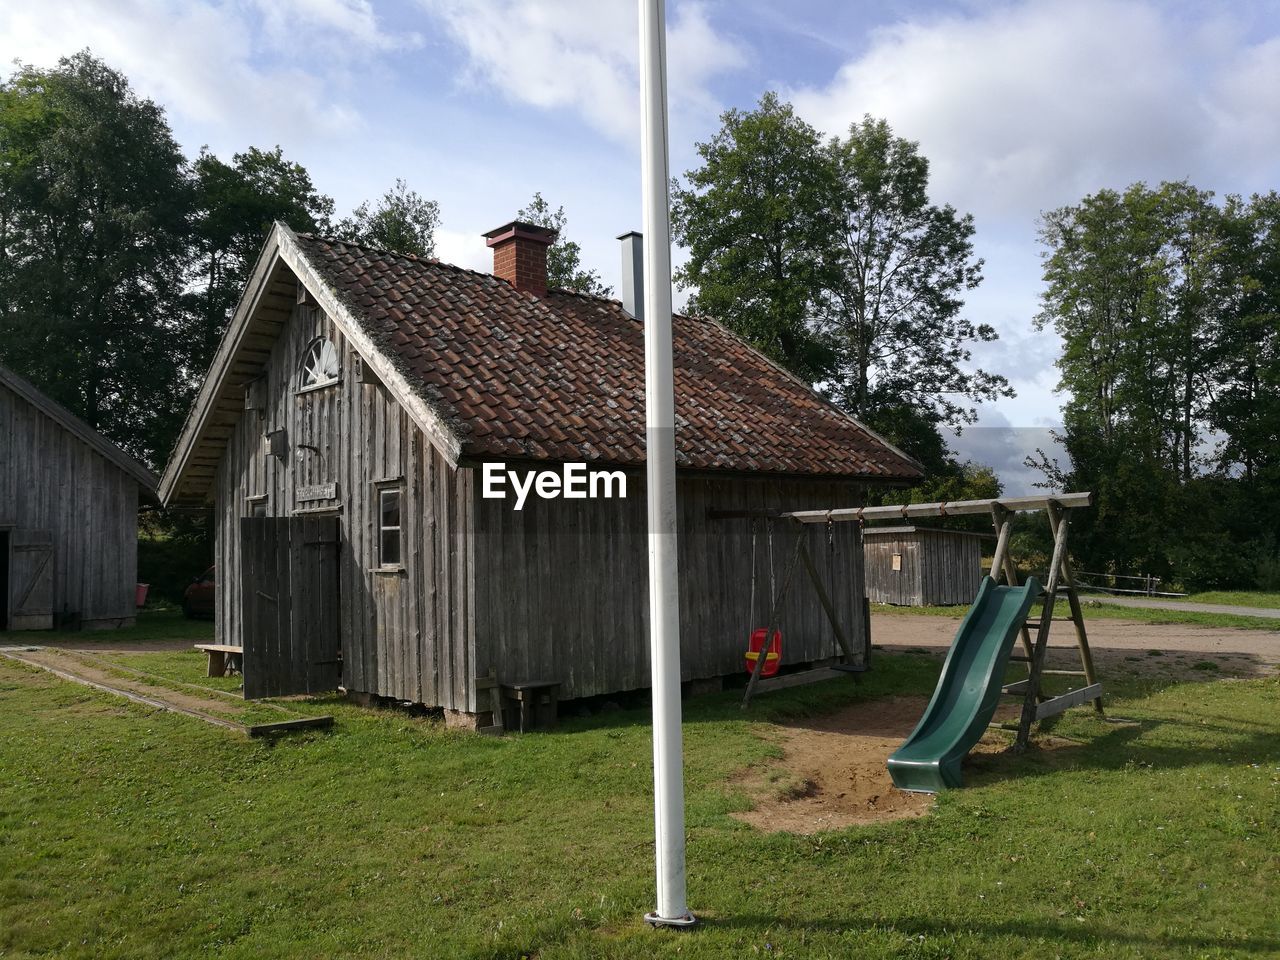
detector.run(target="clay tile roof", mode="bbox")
[292,233,922,481]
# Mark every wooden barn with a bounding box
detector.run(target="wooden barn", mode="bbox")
[863,525,988,606]
[0,363,157,630]
[159,221,921,723]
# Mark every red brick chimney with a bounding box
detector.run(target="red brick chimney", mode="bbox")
[483,221,558,297]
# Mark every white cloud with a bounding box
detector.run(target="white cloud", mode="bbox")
[250,0,418,55]
[417,0,746,141]
[789,0,1280,225]
[1208,33,1280,172]
[787,0,1280,437]
[944,411,1064,496]
[0,0,391,154]
[433,228,492,272]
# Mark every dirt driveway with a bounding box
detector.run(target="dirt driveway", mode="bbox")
[872,613,1280,680]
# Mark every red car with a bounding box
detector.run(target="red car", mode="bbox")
[183,567,216,619]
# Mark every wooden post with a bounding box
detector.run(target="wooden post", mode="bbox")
[797,540,857,665]
[474,671,505,733]
[742,531,804,709]
[1046,504,1104,715]
[990,504,1035,666]
[862,596,872,666]
[1014,502,1069,751]
[988,504,1012,577]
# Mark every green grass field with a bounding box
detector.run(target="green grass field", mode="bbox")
[2,618,1277,959]
[1185,591,1280,609]
[0,607,215,646]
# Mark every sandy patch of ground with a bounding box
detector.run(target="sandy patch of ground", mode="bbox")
[44,639,195,653]
[730,696,1044,834]
[730,696,1086,835]
[731,696,933,834]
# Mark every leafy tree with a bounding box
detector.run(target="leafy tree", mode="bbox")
[674,95,1011,493]
[906,460,1003,534]
[190,146,334,374]
[1211,193,1280,581]
[861,402,1001,530]
[672,93,837,383]
[0,51,191,465]
[1213,192,1280,486]
[822,117,1011,435]
[337,178,438,256]
[1033,180,1278,585]
[517,192,611,296]
[862,402,953,475]
[674,96,1008,442]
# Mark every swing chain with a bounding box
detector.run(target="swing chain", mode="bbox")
[766,517,776,602]
[747,516,757,635]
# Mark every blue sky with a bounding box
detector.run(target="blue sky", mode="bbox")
[4,0,1280,492]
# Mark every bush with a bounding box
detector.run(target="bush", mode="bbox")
[1252,544,1280,591]
[1166,533,1242,591]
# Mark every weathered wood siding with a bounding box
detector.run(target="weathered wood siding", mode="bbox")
[864,534,920,605]
[213,298,477,711]
[0,379,140,627]
[470,474,868,700]
[864,529,982,606]
[211,277,885,712]
[919,531,982,605]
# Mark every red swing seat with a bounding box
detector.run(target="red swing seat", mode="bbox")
[744,628,782,677]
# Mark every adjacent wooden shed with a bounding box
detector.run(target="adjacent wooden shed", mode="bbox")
[160,222,922,722]
[863,526,988,606]
[0,363,158,630]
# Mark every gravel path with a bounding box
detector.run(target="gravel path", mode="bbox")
[872,613,1280,679]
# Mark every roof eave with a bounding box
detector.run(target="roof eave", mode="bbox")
[158,224,290,506]
[159,223,466,508]
[279,229,464,466]
[0,362,159,495]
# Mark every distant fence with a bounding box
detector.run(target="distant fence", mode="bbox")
[1073,571,1189,599]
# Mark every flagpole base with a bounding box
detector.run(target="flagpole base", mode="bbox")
[644,911,698,929]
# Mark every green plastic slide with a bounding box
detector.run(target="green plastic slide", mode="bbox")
[887,576,1042,793]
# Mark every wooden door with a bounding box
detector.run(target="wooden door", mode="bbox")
[8,529,53,630]
[240,516,341,698]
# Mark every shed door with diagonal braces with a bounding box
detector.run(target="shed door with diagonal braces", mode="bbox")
[8,529,54,630]
[240,516,341,698]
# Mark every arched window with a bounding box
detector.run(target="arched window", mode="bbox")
[298,338,340,390]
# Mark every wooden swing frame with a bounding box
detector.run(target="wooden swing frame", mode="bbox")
[733,517,868,709]
[738,492,1104,750]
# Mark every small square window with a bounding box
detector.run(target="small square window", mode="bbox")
[378,487,402,567]
[247,497,268,518]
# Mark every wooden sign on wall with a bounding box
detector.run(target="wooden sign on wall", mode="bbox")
[297,482,339,502]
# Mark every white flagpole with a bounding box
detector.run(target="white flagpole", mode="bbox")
[638,0,694,930]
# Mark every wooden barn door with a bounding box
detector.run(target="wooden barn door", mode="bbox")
[240,516,341,698]
[7,530,54,630]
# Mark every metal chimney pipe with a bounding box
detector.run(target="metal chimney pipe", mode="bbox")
[617,231,645,321]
